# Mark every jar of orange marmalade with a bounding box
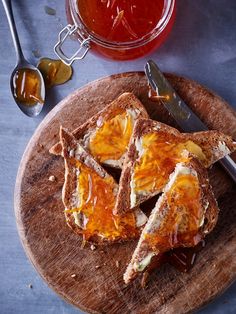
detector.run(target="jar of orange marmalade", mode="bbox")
[55,0,176,64]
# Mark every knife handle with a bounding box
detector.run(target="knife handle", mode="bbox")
[219,155,236,183]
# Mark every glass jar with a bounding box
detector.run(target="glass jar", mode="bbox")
[55,0,176,65]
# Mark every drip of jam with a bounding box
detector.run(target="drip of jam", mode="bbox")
[145,241,205,283]
[142,244,205,288]
[77,0,165,42]
[13,68,44,106]
[37,58,72,88]
[167,240,205,272]
[148,85,170,101]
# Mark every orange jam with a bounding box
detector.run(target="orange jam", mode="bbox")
[78,0,165,42]
[133,132,206,194]
[66,0,176,60]
[13,68,44,105]
[145,172,203,252]
[66,160,139,240]
[37,58,72,88]
[88,108,135,164]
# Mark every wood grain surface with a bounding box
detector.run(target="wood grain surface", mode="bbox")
[14,72,236,314]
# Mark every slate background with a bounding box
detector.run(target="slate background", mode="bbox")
[0,0,235,313]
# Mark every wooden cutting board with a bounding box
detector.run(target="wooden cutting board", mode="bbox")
[15,72,236,314]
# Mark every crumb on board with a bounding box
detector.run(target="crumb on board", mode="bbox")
[115,260,120,268]
[49,175,56,182]
[28,284,33,289]
[90,244,96,251]
[71,274,76,278]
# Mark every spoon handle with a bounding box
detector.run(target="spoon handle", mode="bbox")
[2,0,24,63]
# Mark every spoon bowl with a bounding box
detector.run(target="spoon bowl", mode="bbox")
[10,61,45,117]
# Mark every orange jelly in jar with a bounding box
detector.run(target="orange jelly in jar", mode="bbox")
[63,0,176,61]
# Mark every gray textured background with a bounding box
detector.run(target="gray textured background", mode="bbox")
[0,0,235,313]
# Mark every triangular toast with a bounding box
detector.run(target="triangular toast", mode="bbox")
[50,93,149,168]
[123,157,219,284]
[60,127,147,244]
[115,118,236,215]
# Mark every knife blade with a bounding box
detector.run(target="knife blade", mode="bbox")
[145,60,236,183]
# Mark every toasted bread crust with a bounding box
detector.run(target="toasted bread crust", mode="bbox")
[115,118,236,215]
[124,157,219,284]
[60,127,147,245]
[50,93,149,163]
[60,127,78,210]
[186,158,219,235]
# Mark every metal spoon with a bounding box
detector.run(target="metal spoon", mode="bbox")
[2,0,45,117]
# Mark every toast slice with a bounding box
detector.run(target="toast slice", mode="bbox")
[60,127,147,244]
[123,157,219,284]
[115,118,236,215]
[50,92,149,168]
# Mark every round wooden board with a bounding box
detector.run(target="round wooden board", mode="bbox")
[15,72,236,314]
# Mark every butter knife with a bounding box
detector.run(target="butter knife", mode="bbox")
[145,60,236,183]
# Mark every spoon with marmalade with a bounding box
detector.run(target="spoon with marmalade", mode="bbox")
[2,0,45,117]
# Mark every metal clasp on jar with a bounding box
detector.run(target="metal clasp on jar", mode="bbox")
[54,24,90,66]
